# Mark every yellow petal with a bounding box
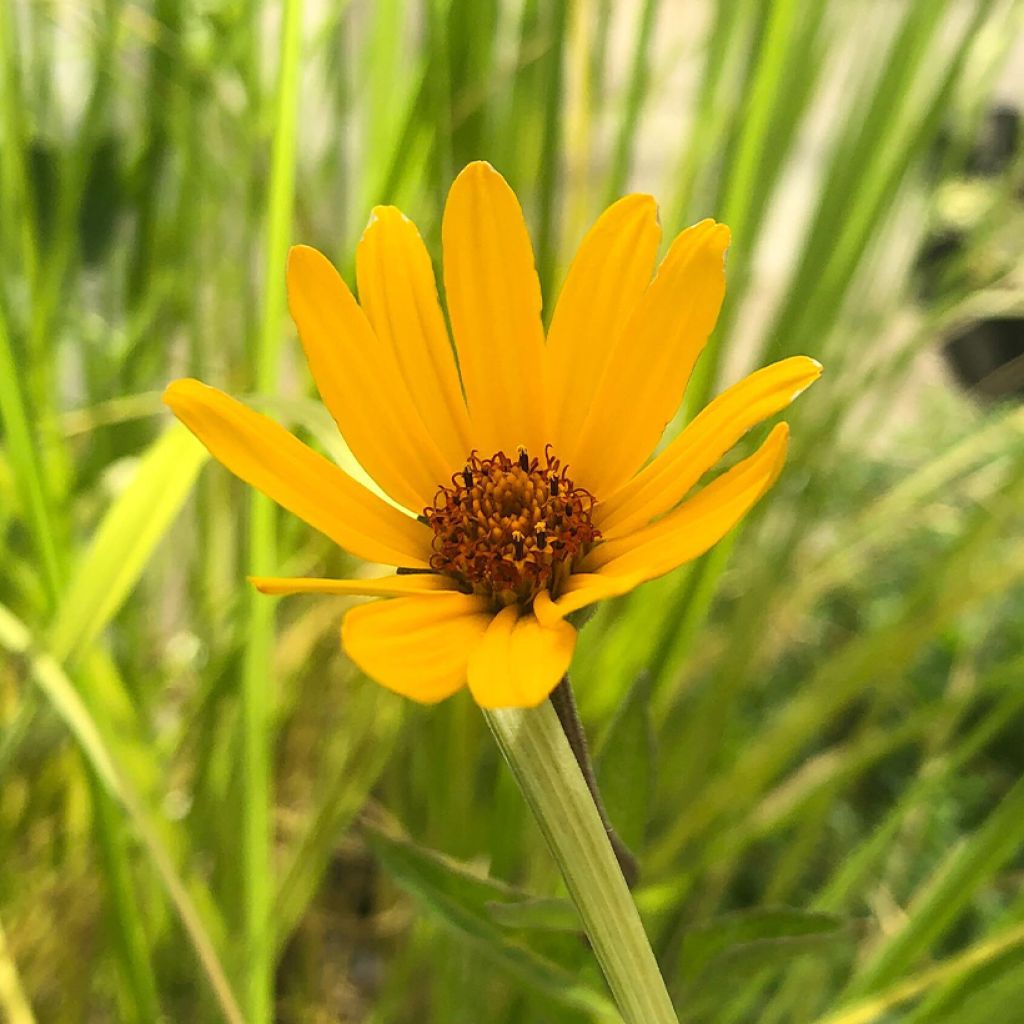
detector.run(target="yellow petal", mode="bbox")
[569,220,731,497]
[582,423,789,581]
[598,356,821,537]
[287,245,453,512]
[442,161,547,457]
[249,574,460,596]
[341,593,492,703]
[546,195,660,463]
[466,605,576,709]
[356,207,473,468]
[533,575,638,628]
[164,379,431,568]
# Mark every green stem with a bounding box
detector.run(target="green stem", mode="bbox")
[484,700,678,1024]
[548,676,639,887]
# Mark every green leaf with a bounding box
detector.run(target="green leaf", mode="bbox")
[486,895,581,933]
[679,906,855,985]
[596,671,656,855]
[49,424,207,663]
[366,823,619,1020]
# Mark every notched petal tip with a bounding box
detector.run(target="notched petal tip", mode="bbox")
[459,158,500,178]
[791,356,824,398]
[364,204,410,232]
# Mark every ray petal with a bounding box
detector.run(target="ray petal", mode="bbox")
[466,605,576,709]
[568,220,731,497]
[164,379,431,567]
[442,161,547,457]
[341,593,493,703]
[356,207,473,467]
[287,244,454,512]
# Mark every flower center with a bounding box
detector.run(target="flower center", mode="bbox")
[424,446,600,605]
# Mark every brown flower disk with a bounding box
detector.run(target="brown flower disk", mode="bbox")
[425,447,600,604]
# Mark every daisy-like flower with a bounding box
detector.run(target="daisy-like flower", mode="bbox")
[165,162,820,709]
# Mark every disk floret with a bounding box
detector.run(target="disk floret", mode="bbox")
[425,446,600,604]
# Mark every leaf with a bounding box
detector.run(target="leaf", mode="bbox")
[366,824,619,1020]
[49,425,207,663]
[595,670,656,855]
[678,906,855,986]
[486,896,581,934]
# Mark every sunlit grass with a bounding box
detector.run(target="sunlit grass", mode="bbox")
[1,1,1023,1022]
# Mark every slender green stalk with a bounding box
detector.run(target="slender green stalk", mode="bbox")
[0,913,36,1024]
[484,700,678,1024]
[813,918,1024,1024]
[0,308,63,598]
[243,0,304,1019]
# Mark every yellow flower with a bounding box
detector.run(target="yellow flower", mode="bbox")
[165,162,820,709]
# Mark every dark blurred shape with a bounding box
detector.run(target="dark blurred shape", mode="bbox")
[25,134,124,265]
[944,317,1024,400]
[966,105,1020,176]
[79,135,124,266]
[29,140,58,246]
[915,228,963,303]
[916,105,1024,403]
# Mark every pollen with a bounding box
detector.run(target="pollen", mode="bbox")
[424,447,600,605]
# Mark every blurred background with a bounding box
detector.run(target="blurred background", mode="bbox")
[2,1,1024,1022]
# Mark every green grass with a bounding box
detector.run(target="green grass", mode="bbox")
[2,1,1024,1021]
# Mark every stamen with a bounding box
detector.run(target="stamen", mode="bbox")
[512,530,525,560]
[422,447,600,604]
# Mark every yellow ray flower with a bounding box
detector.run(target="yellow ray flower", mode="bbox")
[165,161,821,709]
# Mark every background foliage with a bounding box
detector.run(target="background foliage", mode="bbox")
[2,1,1024,1021]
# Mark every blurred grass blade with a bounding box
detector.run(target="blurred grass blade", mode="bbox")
[242,0,304,1017]
[603,0,659,206]
[0,304,63,598]
[814,919,1024,1024]
[0,914,36,1024]
[48,424,207,663]
[0,602,244,1024]
[844,771,1024,998]
[274,698,403,949]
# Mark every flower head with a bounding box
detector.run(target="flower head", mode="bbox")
[165,161,820,708]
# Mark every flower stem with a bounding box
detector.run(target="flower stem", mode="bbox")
[548,676,639,887]
[483,700,678,1024]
